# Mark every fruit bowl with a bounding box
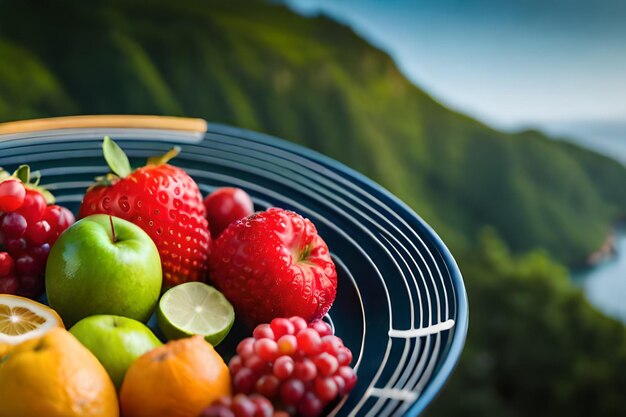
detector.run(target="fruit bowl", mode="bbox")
[0,115,468,417]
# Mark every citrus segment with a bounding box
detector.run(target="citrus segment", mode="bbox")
[0,295,63,344]
[157,282,234,345]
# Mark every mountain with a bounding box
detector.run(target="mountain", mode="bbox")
[1,0,625,265]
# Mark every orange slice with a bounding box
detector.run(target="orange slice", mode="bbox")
[0,295,64,345]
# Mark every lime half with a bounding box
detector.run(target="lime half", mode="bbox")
[157,282,235,346]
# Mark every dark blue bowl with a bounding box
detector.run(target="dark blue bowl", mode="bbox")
[0,122,467,416]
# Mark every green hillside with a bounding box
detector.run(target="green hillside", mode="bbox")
[1,0,624,265]
[3,1,626,416]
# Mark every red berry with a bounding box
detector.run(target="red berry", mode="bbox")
[43,205,75,244]
[280,379,305,405]
[200,394,277,417]
[245,354,270,374]
[234,368,256,394]
[255,339,279,362]
[272,356,294,380]
[232,393,257,417]
[0,179,26,212]
[0,252,14,277]
[277,335,297,356]
[338,366,357,391]
[200,405,235,417]
[320,335,343,356]
[309,320,332,337]
[255,375,280,398]
[6,238,27,257]
[25,220,51,245]
[15,189,46,222]
[229,356,244,375]
[270,318,295,338]
[203,187,254,238]
[31,243,50,264]
[2,213,27,238]
[293,358,317,382]
[209,208,337,326]
[337,347,353,366]
[332,375,346,395]
[0,275,19,294]
[298,392,324,417]
[297,328,322,355]
[314,352,339,377]
[250,395,273,417]
[253,324,275,340]
[237,338,256,359]
[314,377,339,402]
[289,316,307,333]
[15,256,38,276]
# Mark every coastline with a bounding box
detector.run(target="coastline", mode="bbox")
[586,229,617,266]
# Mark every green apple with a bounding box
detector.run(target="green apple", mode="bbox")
[46,214,162,326]
[69,315,162,389]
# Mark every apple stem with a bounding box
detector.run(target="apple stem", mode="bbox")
[109,215,117,243]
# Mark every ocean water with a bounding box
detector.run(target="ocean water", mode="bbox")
[571,228,626,323]
[540,121,626,322]
[541,120,626,166]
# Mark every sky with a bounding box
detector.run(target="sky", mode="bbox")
[285,0,626,131]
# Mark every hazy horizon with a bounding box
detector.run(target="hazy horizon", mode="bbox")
[285,0,626,133]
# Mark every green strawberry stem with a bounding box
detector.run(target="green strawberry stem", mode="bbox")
[101,136,181,180]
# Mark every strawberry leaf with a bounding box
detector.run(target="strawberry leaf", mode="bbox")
[103,136,131,178]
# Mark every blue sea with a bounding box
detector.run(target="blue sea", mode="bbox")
[541,120,626,322]
[571,228,626,323]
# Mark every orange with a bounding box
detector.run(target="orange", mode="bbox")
[120,335,231,417]
[0,328,119,417]
[0,294,64,344]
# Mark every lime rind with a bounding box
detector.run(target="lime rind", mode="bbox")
[157,282,234,346]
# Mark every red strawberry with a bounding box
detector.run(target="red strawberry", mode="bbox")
[209,208,337,326]
[78,137,211,288]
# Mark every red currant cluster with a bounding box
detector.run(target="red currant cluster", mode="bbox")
[0,176,74,297]
[223,317,357,417]
[200,393,289,417]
